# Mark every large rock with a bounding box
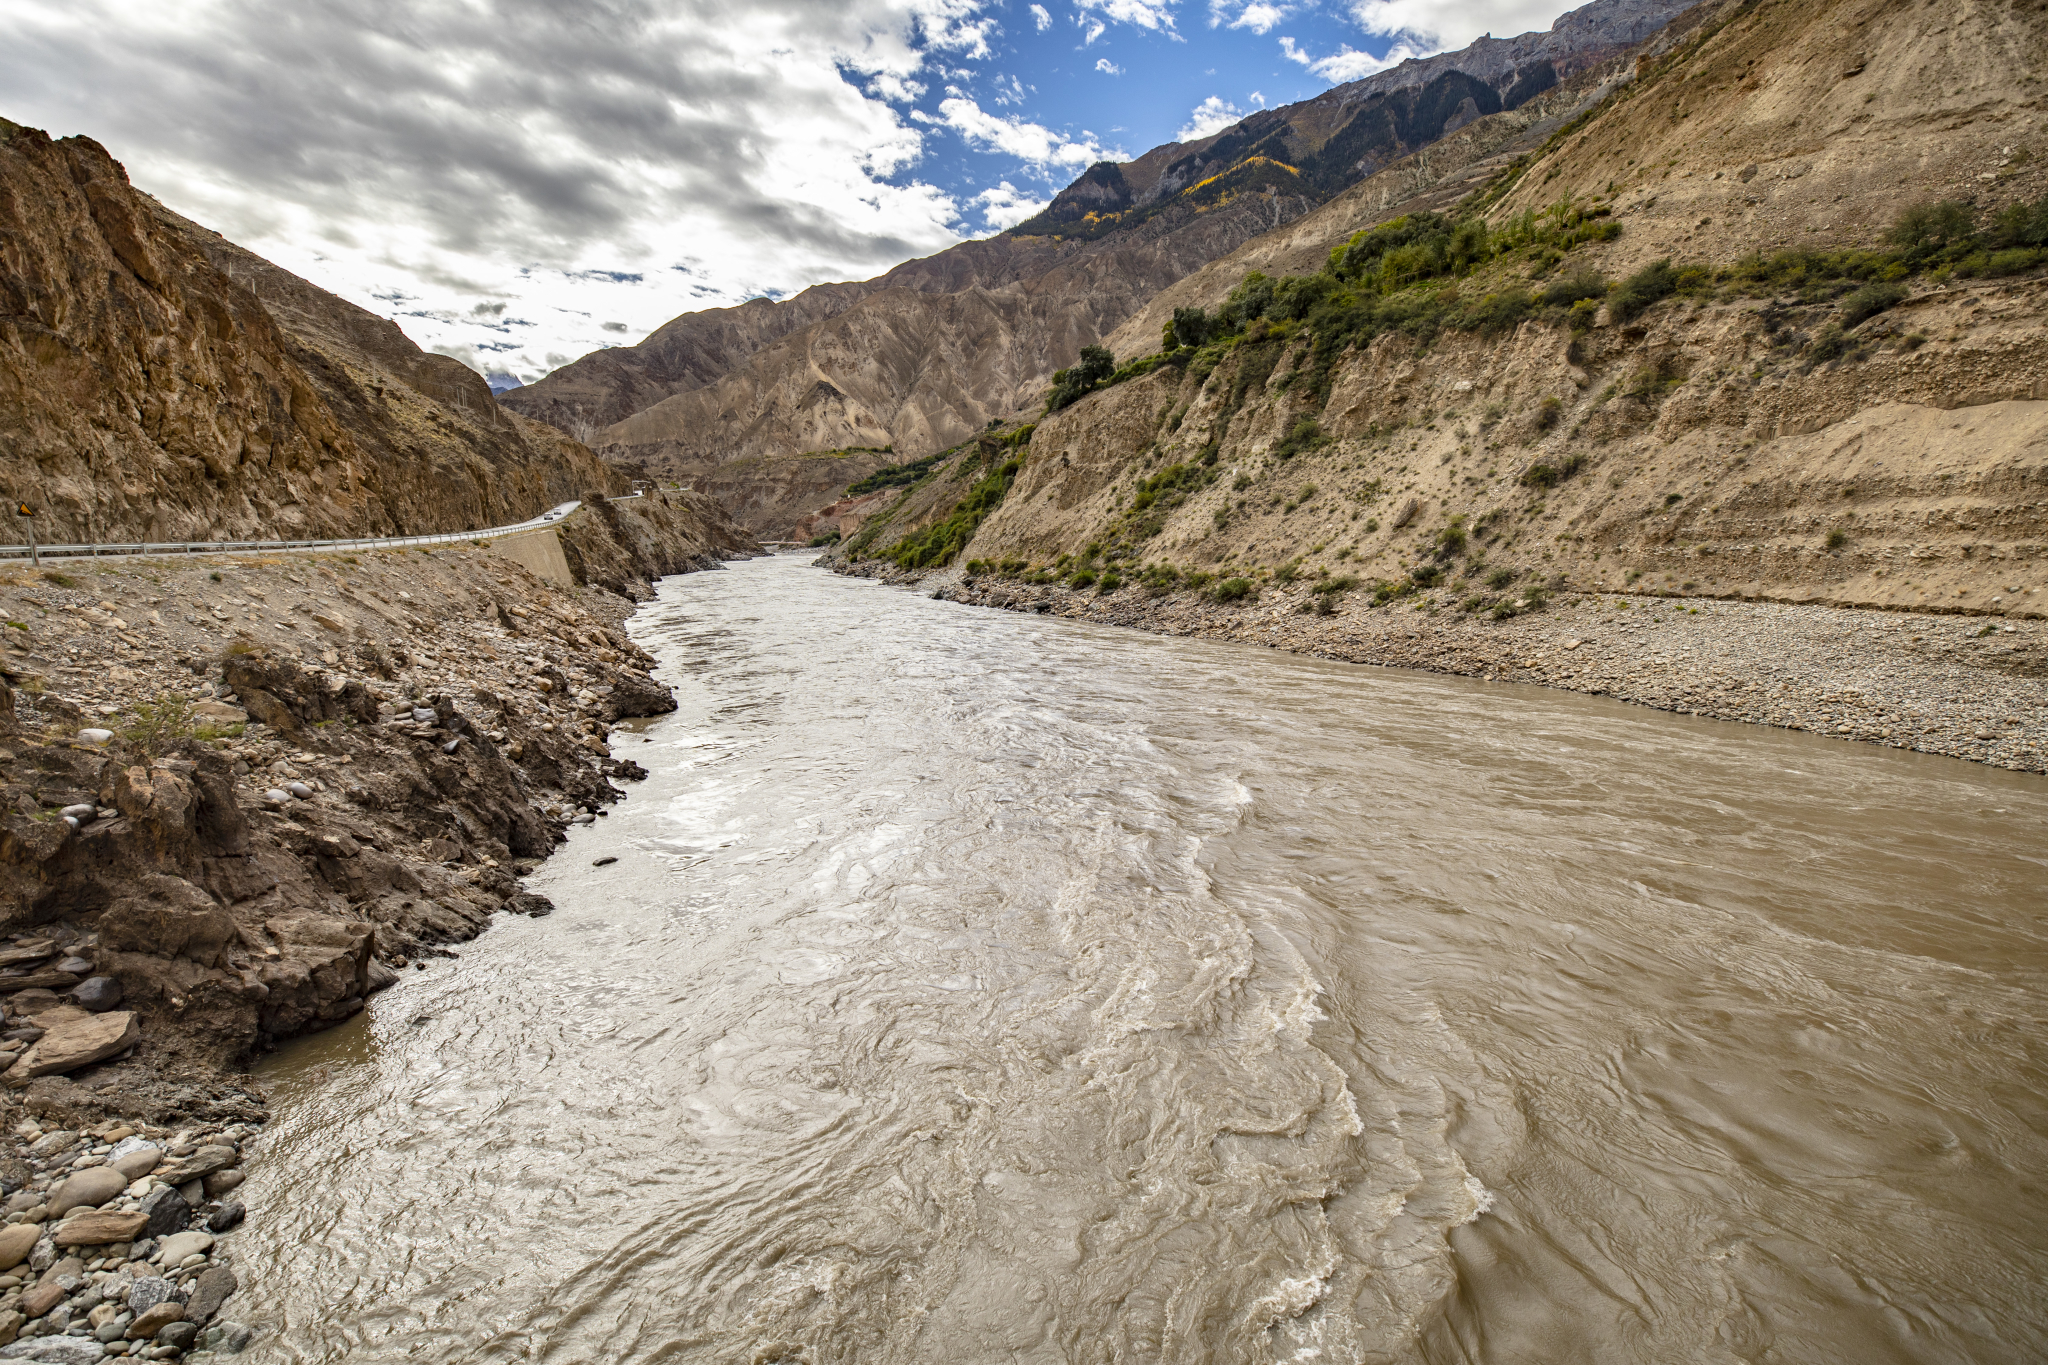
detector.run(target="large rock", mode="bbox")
[0,1225,38,1271]
[154,1231,211,1265]
[150,1146,235,1187]
[135,1187,187,1240]
[50,1211,147,1247]
[184,1267,236,1326]
[4,1013,139,1083]
[47,1169,127,1216]
[124,1303,181,1341]
[124,1280,173,1318]
[0,1337,104,1363]
[16,1284,62,1319]
[109,1146,160,1180]
[68,979,120,1014]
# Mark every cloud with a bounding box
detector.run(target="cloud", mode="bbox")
[1278,33,1421,82]
[936,96,1114,170]
[1029,2,1052,29]
[1075,0,1179,33]
[1176,96,1244,142]
[1095,58,1124,75]
[972,181,1050,229]
[1,0,999,383]
[1346,0,1564,48]
[1208,1,1288,33]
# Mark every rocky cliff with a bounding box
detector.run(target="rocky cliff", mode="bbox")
[0,122,633,545]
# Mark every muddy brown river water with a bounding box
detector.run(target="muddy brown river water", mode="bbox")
[238,554,2048,1363]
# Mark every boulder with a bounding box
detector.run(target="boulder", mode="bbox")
[184,1266,236,1326]
[125,1279,173,1317]
[47,1169,126,1216]
[150,1146,235,1187]
[154,1231,211,1265]
[4,1013,139,1083]
[68,979,119,1014]
[123,1303,181,1341]
[0,1339,104,1363]
[16,1284,63,1319]
[135,1188,187,1240]
[0,1226,36,1271]
[109,1146,159,1181]
[50,1211,147,1247]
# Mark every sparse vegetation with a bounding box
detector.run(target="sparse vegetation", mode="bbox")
[879,457,1024,570]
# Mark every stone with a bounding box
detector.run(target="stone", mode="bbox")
[201,1205,240,1235]
[25,1135,76,1162]
[181,1270,233,1329]
[56,809,93,824]
[67,983,119,1016]
[51,1213,147,1248]
[147,1148,233,1189]
[208,1321,251,1354]
[122,1305,179,1342]
[187,702,244,725]
[196,1171,238,1201]
[151,1233,208,1267]
[6,1015,140,1083]
[121,1285,168,1322]
[260,790,289,807]
[106,1151,156,1183]
[0,1338,105,1363]
[82,1312,112,1335]
[504,893,553,918]
[152,1326,192,1353]
[49,962,90,978]
[88,1327,119,1347]
[592,857,616,867]
[173,1184,200,1211]
[132,1191,184,1244]
[0,1313,17,1347]
[284,784,311,801]
[18,1285,63,1320]
[73,732,113,748]
[47,1172,126,1218]
[0,1225,38,1271]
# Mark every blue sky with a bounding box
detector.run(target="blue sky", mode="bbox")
[3,0,1571,385]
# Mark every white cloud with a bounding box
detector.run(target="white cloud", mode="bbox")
[973,181,1050,229]
[1029,2,1052,28]
[1209,1,1288,33]
[1176,96,1244,142]
[0,0,1003,384]
[1075,0,1179,35]
[1095,57,1124,75]
[1347,0,1562,48]
[936,97,1115,170]
[1278,33,1422,82]
[1083,18,1107,42]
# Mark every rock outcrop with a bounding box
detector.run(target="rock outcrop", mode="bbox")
[0,121,628,545]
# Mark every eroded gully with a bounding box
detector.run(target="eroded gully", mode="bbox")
[233,553,2048,1364]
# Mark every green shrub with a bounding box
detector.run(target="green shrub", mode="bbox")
[40,571,77,588]
[1825,527,1848,551]
[1435,517,1467,558]
[807,530,841,547]
[846,450,947,496]
[1097,571,1122,593]
[1608,260,1678,323]
[1068,570,1097,589]
[1211,577,1256,602]
[1486,566,1518,589]
[1046,346,1116,413]
[1534,396,1563,430]
[1839,280,1907,327]
[122,695,194,757]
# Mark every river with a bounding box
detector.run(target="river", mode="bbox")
[237,553,2048,1363]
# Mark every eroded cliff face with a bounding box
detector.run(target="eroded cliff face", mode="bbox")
[0,122,626,545]
[961,280,2048,616]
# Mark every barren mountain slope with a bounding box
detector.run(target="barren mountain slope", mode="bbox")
[597,195,1308,518]
[0,121,647,545]
[499,235,1088,435]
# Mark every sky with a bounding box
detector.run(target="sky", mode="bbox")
[2,0,1580,387]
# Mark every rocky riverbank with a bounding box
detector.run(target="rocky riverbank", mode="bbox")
[876,564,2048,774]
[0,505,753,1358]
[0,1117,256,1362]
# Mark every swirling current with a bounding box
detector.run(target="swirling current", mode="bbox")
[236,553,2048,1364]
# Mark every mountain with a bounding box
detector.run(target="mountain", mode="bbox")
[0,117,749,561]
[827,0,2048,634]
[500,0,1703,533]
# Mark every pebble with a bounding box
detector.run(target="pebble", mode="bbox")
[592,857,616,867]
[284,784,312,801]
[150,1234,209,1267]
[70,980,122,1014]
[46,1171,126,1218]
[73,731,113,747]
[260,790,289,807]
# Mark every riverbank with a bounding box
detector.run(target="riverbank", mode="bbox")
[870,564,2048,774]
[0,501,755,1359]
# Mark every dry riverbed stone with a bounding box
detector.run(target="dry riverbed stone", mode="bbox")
[52,1210,148,1247]
[0,1225,37,1271]
[48,1168,126,1216]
